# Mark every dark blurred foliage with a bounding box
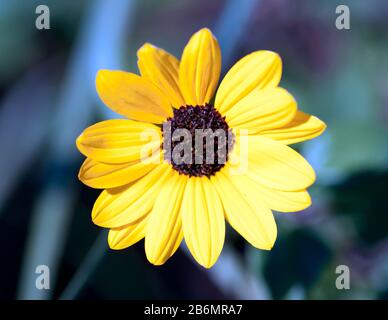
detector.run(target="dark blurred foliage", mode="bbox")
[331,170,388,246]
[263,228,331,299]
[1,0,388,300]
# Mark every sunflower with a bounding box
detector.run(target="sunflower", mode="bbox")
[76,28,326,268]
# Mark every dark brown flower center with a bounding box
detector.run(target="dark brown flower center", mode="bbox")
[162,104,234,177]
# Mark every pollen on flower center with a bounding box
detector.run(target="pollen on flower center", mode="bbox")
[162,104,234,177]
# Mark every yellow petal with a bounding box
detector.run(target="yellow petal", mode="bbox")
[179,28,221,105]
[228,172,311,213]
[137,43,185,108]
[181,177,225,268]
[76,119,162,164]
[78,157,158,189]
[96,70,172,123]
[92,163,172,228]
[145,171,187,265]
[215,51,282,114]
[228,134,315,191]
[212,170,277,250]
[225,87,297,133]
[108,214,149,250]
[260,111,326,144]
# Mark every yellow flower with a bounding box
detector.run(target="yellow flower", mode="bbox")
[76,28,326,268]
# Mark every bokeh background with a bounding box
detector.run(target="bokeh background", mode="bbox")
[1,0,388,300]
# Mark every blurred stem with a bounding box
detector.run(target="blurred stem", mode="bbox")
[214,0,259,67]
[182,242,270,299]
[0,62,55,214]
[17,0,136,300]
[59,231,108,300]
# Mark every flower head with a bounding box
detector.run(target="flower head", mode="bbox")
[76,28,326,268]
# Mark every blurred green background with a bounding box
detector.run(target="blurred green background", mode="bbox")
[1,0,388,300]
